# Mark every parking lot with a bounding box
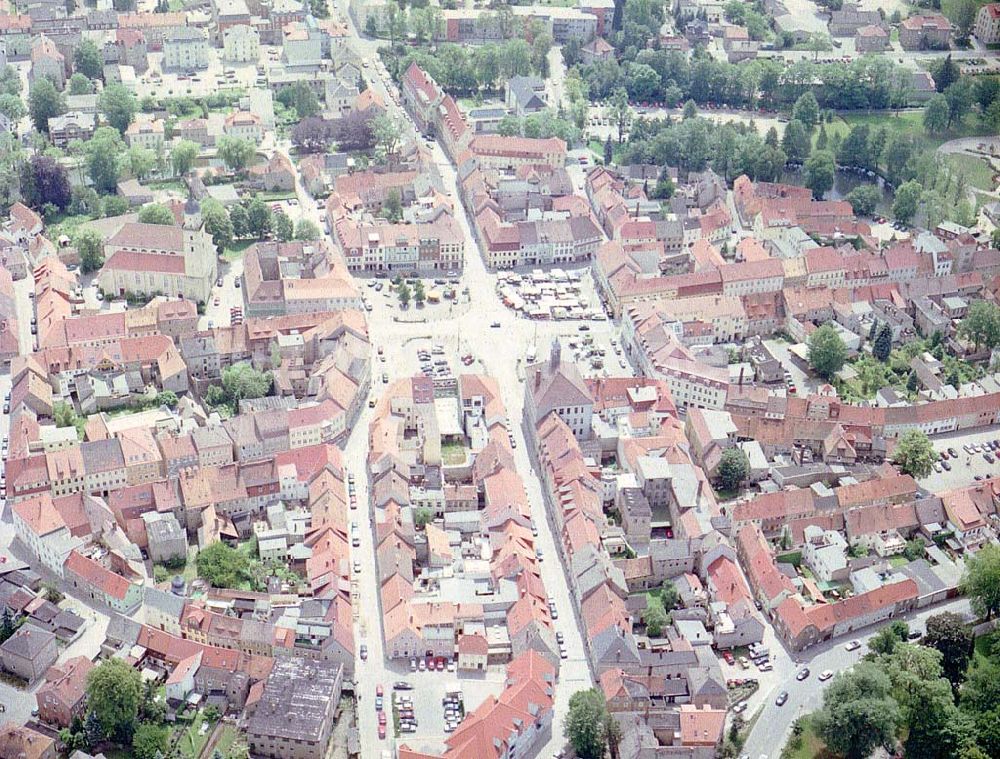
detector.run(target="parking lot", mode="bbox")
[371,660,508,749]
[919,425,1000,493]
[553,325,633,380]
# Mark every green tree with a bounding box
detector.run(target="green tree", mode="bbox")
[221,362,272,402]
[294,219,321,240]
[277,82,320,119]
[565,689,608,759]
[29,78,66,133]
[201,199,233,253]
[846,184,880,218]
[892,180,922,225]
[413,279,426,305]
[922,612,972,688]
[397,281,411,307]
[924,94,950,135]
[85,127,125,194]
[945,79,976,127]
[961,544,1000,620]
[609,88,633,145]
[837,125,873,170]
[273,210,293,242]
[873,322,893,362]
[384,189,403,222]
[100,84,137,134]
[75,229,104,274]
[68,73,93,96]
[0,93,25,123]
[414,507,433,529]
[933,55,960,92]
[901,676,973,759]
[196,542,250,588]
[171,140,199,176]
[808,323,847,380]
[230,204,248,238]
[86,659,142,741]
[792,91,820,130]
[642,603,668,637]
[892,430,937,478]
[102,194,129,218]
[951,0,979,40]
[781,119,811,163]
[155,390,178,408]
[137,203,174,225]
[132,723,168,759]
[217,136,256,172]
[870,621,910,656]
[958,300,1000,352]
[804,150,835,199]
[245,197,272,239]
[124,145,156,181]
[814,663,899,759]
[74,39,104,80]
[371,113,403,163]
[0,64,22,96]
[903,537,924,560]
[717,447,749,492]
[962,655,1000,714]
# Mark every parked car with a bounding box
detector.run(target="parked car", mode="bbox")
[818,670,834,682]
[796,668,810,681]
[845,640,861,652]
[775,691,789,706]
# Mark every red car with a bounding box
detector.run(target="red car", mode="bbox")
[722,652,735,665]
[376,684,383,697]
[378,712,387,725]
[378,724,386,739]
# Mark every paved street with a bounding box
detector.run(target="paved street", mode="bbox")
[322,7,600,754]
[741,598,972,759]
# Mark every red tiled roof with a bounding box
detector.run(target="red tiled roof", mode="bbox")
[64,551,132,600]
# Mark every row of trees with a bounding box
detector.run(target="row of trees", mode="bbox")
[572,50,913,113]
[383,38,549,97]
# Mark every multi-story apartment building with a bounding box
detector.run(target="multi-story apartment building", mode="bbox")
[163,26,208,70]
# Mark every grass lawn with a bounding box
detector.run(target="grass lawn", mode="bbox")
[223,240,254,261]
[588,138,623,164]
[256,190,297,201]
[45,212,94,242]
[176,711,213,759]
[183,546,199,583]
[783,713,829,759]
[889,555,910,568]
[212,724,239,757]
[441,440,467,465]
[944,152,997,192]
[818,111,993,152]
[146,179,187,192]
[638,590,666,621]
[942,0,989,23]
